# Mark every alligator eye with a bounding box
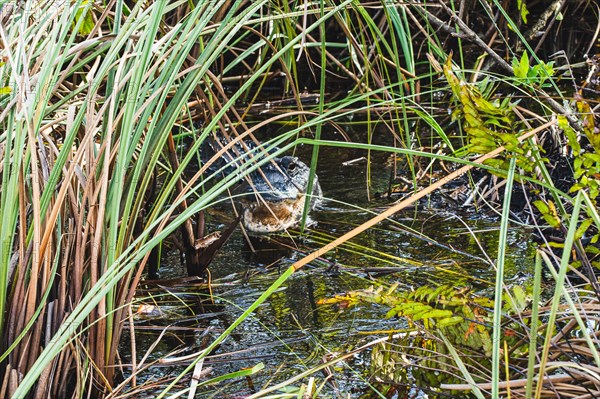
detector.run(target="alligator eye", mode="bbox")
[287,162,297,174]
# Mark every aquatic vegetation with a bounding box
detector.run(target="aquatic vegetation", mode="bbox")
[1,1,599,398]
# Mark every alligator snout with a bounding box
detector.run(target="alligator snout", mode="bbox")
[242,156,322,233]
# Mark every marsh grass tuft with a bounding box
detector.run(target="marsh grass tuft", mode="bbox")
[1,1,599,398]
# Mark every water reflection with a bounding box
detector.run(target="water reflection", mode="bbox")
[125,136,536,397]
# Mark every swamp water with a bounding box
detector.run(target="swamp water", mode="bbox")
[124,142,536,398]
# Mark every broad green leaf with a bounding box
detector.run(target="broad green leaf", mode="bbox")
[437,316,464,327]
[513,52,529,79]
[533,200,561,228]
[583,153,600,163]
[507,286,528,312]
[575,218,593,240]
[517,0,530,23]
[533,200,549,214]
[74,1,95,36]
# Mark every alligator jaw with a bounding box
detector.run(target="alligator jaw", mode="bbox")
[242,194,307,233]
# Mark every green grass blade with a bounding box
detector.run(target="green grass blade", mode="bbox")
[492,157,517,397]
[525,251,543,398]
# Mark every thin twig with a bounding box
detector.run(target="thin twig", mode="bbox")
[415,2,511,72]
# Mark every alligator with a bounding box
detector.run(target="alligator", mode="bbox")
[203,138,322,233]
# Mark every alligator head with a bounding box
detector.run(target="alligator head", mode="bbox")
[242,155,322,233]
[202,138,322,233]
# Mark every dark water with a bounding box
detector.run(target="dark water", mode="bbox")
[124,135,535,398]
